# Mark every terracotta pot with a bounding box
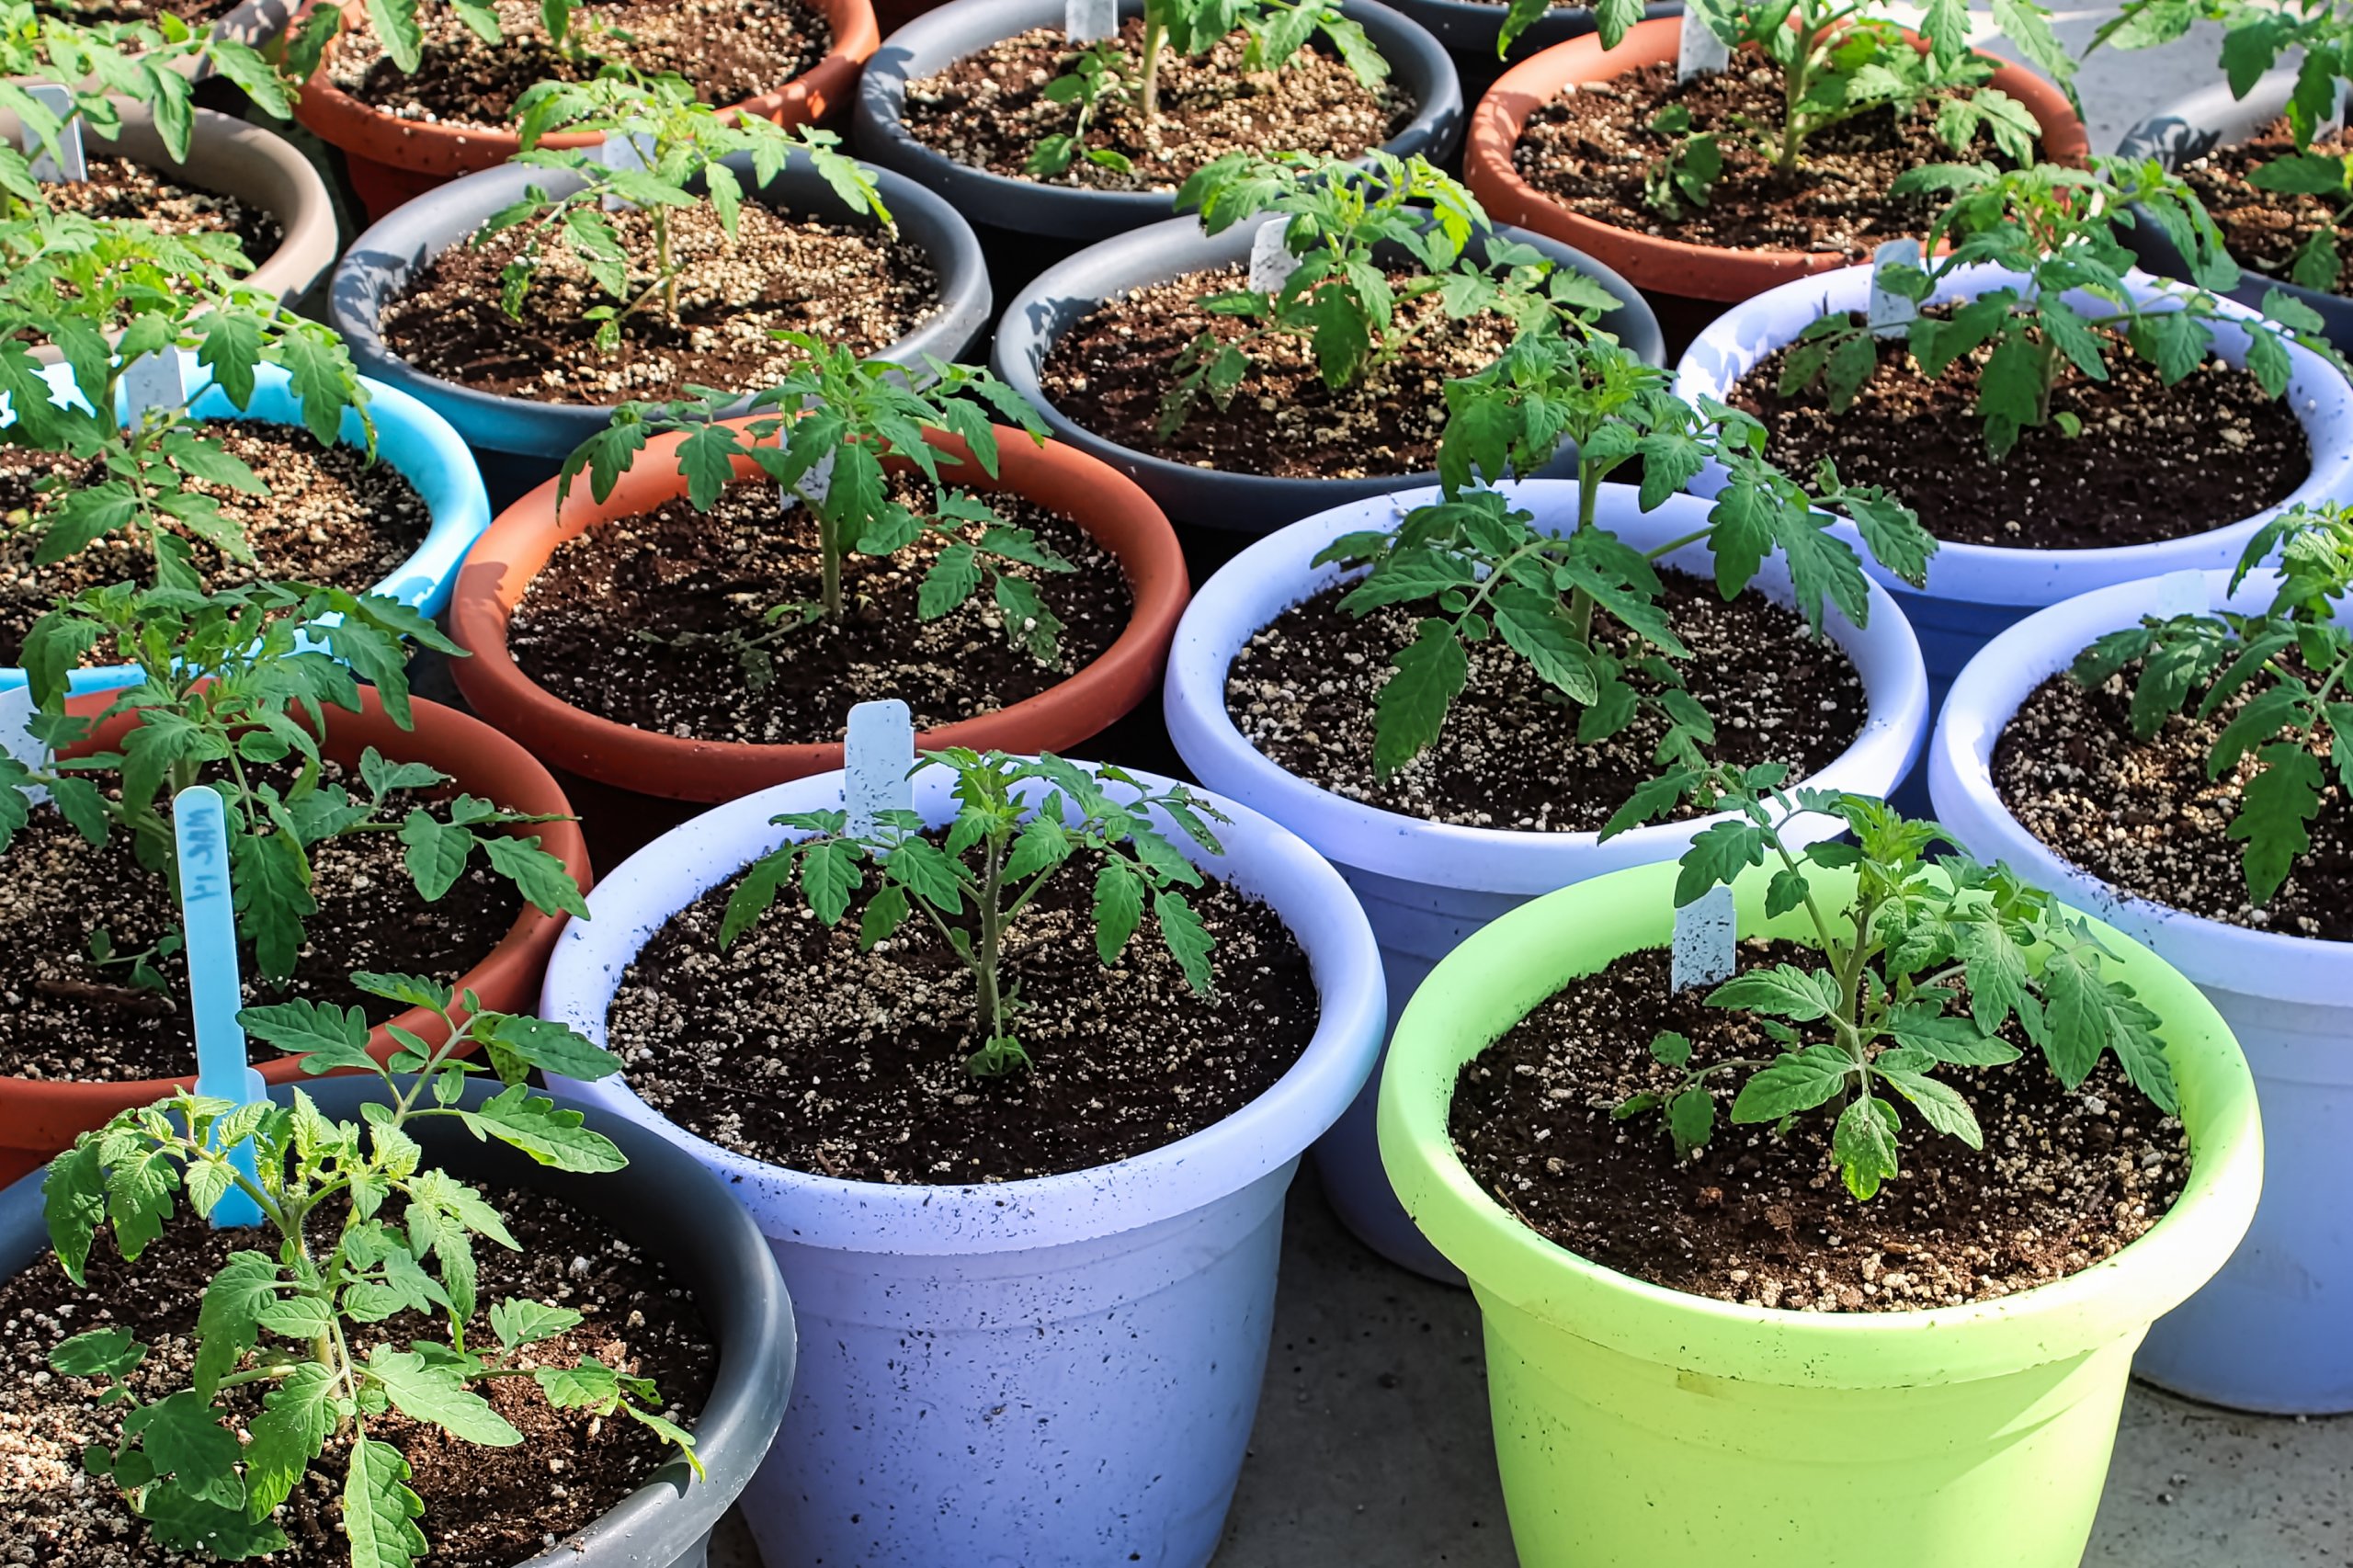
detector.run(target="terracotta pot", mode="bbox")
[1463,17,2092,304]
[0,686,592,1186]
[0,101,338,310]
[447,421,1191,801]
[289,0,881,222]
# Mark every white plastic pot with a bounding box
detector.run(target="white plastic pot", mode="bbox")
[1931,567,2345,1415]
[1162,480,1931,1278]
[540,761,1385,1567]
[1673,263,2353,695]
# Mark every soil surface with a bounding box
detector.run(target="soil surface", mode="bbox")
[608,835,1319,1182]
[900,18,1415,192]
[31,154,281,270]
[380,203,939,406]
[2177,119,2353,298]
[1733,319,2311,549]
[0,769,530,1084]
[0,1185,714,1568]
[1227,568,1865,830]
[1513,56,2042,259]
[325,0,830,131]
[1450,940,2190,1311]
[1039,264,1516,479]
[0,421,434,665]
[1994,663,2352,941]
[35,0,243,22]
[506,475,1131,744]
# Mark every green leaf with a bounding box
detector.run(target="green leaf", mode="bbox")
[534,1357,622,1409]
[42,1142,106,1286]
[192,1251,278,1401]
[1491,584,1599,703]
[457,1084,627,1173]
[369,1349,522,1447]
[1154,890,1216,994]
[242,1362,335,1519]
[479,1014,617,1083]
[256,1294,334,1341]
[1887,1006,2021,1066]
[1877,1066,1983,1147]
[344,1428,429,1568]
[398,810,474,901]
[1675,819,1766,906]
[2231,742,2325,906]
[104,1145,179,1263]
[51,1325,145,1380]
[800,838,863,925]
[141,1489,288,1557]
[1372,619,1467,780]
[1649,1029,1692,1068]
[1832,1096,1902,1201]
[918,541,983,619]
[1093,862,1142,966]
[481,835,591,919]
[1731,1044,1854,1122]
[1666,1085,1716,1158]
[125,1390,245,1509]
[1961,921,2030,1035]
[1764,867,1812,919]
[233,829,316,985]
[1710,963,1842,1023]
[491,1298,584,1351]
[238,998,377,1073]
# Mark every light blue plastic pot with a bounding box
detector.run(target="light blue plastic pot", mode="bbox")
[1162,481,1930,1279]
[1932,566,2346,1415]
[1,348,492,697]
[540,760,1385,1567]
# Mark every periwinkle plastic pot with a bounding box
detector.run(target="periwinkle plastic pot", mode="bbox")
[329,148,991,507]
[1377,857,2263,1567]
[852,0,1463,248]
[2114,73,2353,355]
[991,217,1665,535]
[0,687,589,1187]
[1672,261,2353,703]
[290,0,880,222]
[540,760,1385,1568]
[0,1074,792,1568]
[0,347,492,699]
[1162,482,1929,1278]
[446,419,1188,803]
[1931,566,2351,1415]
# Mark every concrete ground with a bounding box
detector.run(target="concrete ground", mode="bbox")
[700,8,2353,1565]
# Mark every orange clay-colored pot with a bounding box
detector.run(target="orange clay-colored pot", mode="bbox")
[448,422,1191,803]
[289,0,881,222]
[0,687,591,1187]
[1464,17,2092,305]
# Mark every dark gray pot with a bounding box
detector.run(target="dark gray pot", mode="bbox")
[990,214,1665,533]
[851,0,1464,244]
[2115,73,2353,354]
[1381,0,1679,65]
[0,1075,793,1568]
[329,148,994,490]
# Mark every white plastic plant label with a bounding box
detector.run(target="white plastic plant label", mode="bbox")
[1065,0,1115,42]
[1248,218,1300,295]
[2323,79,2350,139]
[1868,238,1921,338]
[845,698,914,841]
[123,349,188,426]
[23,84,84,182]
[1671,883,1736,993]
[0,685,47,806]
[1677,7,1730,82]
[2151,567,2211,620]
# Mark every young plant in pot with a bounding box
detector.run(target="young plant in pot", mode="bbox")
[535,732,1384,1567]
[0,573,590,1182]
[1462,0,2086,331]
[1675,153,2353,699]
[8,976,790,1566]
[282,0,878,222]
[998,148,1665,536]
[1375,778,2260,1568]
[1929,501,2353,1414]
[1159,320,1935,1274]
[445,342,1189,803]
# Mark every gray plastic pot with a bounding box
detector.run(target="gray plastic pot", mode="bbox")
[2115,72,2353,353]
[853,0,1464,244]
[0,1074,794,1568]
[329,146,993,501]
[0,100,337,311]
[990,214,1665,532]
[1381,0,1679,64]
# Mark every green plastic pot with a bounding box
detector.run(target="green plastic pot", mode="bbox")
[1377,859,2264,1568]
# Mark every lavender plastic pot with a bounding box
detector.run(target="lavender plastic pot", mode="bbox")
[1162,482,1930,1279]
[540,760,1384,1567]
[1673,262,2353,706]
[1931,566,2348,1414]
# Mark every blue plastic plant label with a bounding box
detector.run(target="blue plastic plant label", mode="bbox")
[174,786,267,1227]
[845,699,914,842]
[22,85,84,182]
[1671,883,1736,993]
[0,685,48,806]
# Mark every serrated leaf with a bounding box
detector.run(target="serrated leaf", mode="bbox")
[369,1349,521,1446]
[242,1362,335,1518]
[51,1325,144,1380]
[192,1251,278,1401]
[1709,963,1843,1023]
[1832,1096,1902,1200]
[491,1298,584,1351]
[125,1390,244,1509]
[1878,1067,1982,1147]
[1372,619,1467,779]
[344,1428,428,1568]
[1153,890,1215,994]
[1731,1044,1855,1121]
[398,811,474,901]
[457,1084,626,1174]
[481,834,590,919]
[1094,862,1142,965]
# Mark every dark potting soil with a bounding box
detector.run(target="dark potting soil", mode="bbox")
[0,773,529,1084]
[1449,941,2189,1311]
[0,1185,714,1568]
[1993,664,2353,941]
[0,420,434,665]
[1732,320,2311,550]
[899,18,1415,192]
[506,477,1132,745]
[34,0,244,24]
[1227,569,1865,831]
[606,837,1319,1182]
[1038,265,1517,480]
[31,154,281,270]
[379,203,940,406]
[2176,119,2353,298]
[326,0,829,131]
[1512,58,2041,260]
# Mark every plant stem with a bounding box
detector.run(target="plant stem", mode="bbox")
[1139,13,1165,130]
[974,836,1005,1043]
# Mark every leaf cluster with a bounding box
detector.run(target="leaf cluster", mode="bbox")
[41,972,690,1567]
[1603,767,2178,1201]
[2096,0,2353,156]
